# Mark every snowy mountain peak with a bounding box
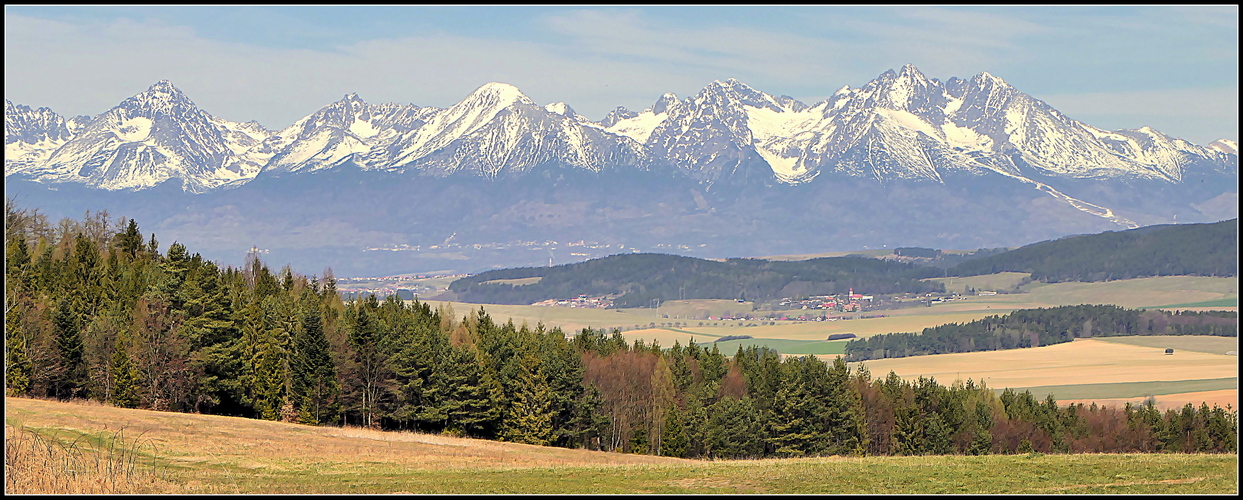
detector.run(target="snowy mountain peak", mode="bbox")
[652,93,680,115]
[148,79,178,91]
[466,82,535,107]
[898,63,926,79]
[1209,139,1238,155]
[974,71,1010,87]
[141,80,190,102]
[544,101,575,116]
[6,68,1237,215]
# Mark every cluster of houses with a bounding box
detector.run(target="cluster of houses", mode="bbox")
[531,294,614,308]
[777,288,874,313]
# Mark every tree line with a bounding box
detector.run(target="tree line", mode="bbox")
[449,253,946,306]
[4,202,1236,457]
[947,219,1238,281]
[844,304,1237,362]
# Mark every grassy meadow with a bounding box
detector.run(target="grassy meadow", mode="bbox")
[927,271,1033,294]
[5,398,1236,494]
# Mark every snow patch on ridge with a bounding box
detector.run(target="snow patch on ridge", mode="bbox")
[606,111,667,144]
[112,116,153,142]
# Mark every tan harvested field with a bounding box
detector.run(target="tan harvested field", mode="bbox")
[1059,390,1239,412]
[1094,336,1239,355]
[4,397,683,477]
[10,398,1232,494]
[843,338,1239,390]
[621,328,716,346]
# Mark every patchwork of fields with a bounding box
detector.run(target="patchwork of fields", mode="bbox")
[6,398,1236,494]
[423,275,1237,410]
[844,338,1238,410]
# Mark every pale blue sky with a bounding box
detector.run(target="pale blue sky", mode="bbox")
[5,5,1237,144]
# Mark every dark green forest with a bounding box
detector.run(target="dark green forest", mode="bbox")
[947,219,1238,282]
[4,202,1237,457]
[845,305,1237,362]
[449,253,946,306]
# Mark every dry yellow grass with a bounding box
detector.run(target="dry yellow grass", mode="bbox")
[1059,390,1238,412]
[621,328,715,346]
[5,398,1236,494]
[843,338,1239,389]
[4,397,684,475]
[5,423,175,494]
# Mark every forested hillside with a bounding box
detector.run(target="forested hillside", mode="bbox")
[947,219,1238,282]
[449,253,945,306]
[4,202,1236,458]
[845,304,1237,362]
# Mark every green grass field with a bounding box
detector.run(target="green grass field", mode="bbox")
[708,338,849,355]
[181,454,1235,494]
[998,378,1238,402]
[928,272,1032,294]
[6,398,1236,494]
[1143,298,1239,309]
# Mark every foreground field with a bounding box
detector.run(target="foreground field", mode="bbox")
[5,398,1236,494]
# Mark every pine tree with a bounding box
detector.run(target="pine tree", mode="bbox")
[110,335,141,408]
[439,345,503,437]
[924,412,952,455]
[115,219,144,260]
[660,405,690,457]
[291,302,338,425]
[52,297,86,399]
[500,363,554,445]
[5,301,33,396]
[6,234,30,291]
[967,402,994,455]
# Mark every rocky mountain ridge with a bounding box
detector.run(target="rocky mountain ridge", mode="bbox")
[8,66,1235,197]
[5,66,1237,276]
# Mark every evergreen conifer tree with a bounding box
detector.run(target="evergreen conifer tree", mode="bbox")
[110,335,141,408]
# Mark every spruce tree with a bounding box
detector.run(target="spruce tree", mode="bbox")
[500,364,554,446]
[439,345,503,437]
[292,303,338,424]
[52,297,86,399]
[5,301,33,396]
[660,405,690,457]
[110,335,141,408]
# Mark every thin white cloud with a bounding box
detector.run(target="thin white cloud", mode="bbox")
[3,8,1236,144]
[1036,87,1239,144]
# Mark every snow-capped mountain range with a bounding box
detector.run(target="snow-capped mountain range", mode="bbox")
[5,66,1237,276]
[7,65,1235,198]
